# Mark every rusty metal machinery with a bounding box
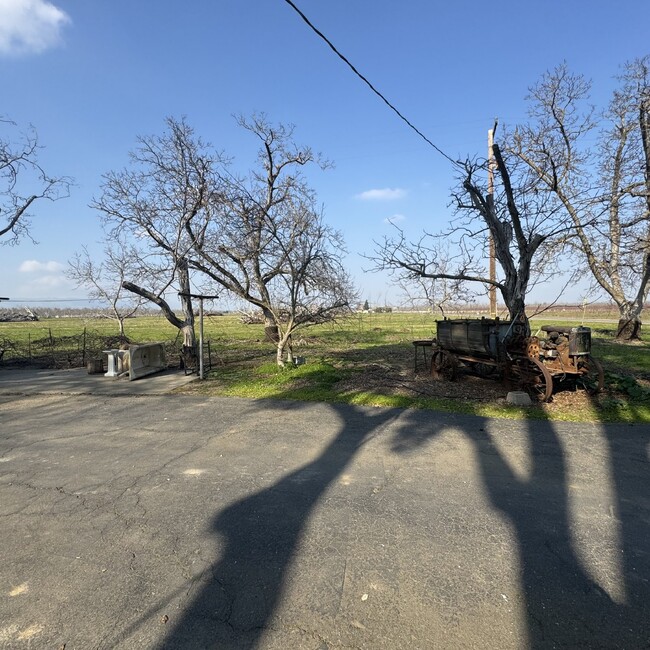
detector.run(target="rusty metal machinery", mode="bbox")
[429,318,604,402]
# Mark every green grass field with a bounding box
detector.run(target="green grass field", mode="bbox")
[1,311,648,423]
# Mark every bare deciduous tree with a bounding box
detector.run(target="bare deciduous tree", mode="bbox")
[67,239,144,337]
[187,115,357,366]
[93,116,356,366]
[92,118,208,354]
[1,118,70,245]
[373,145,572,324]
[506,59,650,339]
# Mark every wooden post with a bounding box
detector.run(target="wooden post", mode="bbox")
[49,327,55,366]
[488,123,498,319]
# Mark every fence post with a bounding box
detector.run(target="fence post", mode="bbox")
[49,328,55,367]
[82,327,86,366]
[28,333,31,364]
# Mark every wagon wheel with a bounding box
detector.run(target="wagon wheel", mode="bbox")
[576,355,604,395]
[509,357,553,402]
[430,349,458,381]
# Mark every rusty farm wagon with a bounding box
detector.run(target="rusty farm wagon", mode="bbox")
[425,317,604,402]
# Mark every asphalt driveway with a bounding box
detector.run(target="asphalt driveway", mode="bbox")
[0,366,196,397]
[0,386,649,648]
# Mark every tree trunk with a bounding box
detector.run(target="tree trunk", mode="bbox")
[265,325,280,343]
[275,330,295,367]
[261,309,296,367]
[616,316,642,340]
[276,342,285,367]
[122,258,197,365]
[276,333,293,367]
[500,289,531,340]
[261,308,279,343]
[615,300,643,340]
[177,260,196,343]
[501,289,528,325]
[259,309,287,366]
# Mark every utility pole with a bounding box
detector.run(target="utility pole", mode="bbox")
[487,119,498,318]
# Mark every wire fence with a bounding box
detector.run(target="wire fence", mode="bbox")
[0,328,186,370]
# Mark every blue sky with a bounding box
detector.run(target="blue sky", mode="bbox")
[1,0,649,309]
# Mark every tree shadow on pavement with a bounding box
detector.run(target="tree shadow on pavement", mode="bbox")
[391,407,650,648]
[161,401,400,649]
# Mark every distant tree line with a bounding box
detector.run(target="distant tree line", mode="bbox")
[0,306,214,321]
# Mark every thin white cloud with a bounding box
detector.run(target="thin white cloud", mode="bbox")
[356,188,406,201]
[0,0,70,56]
[28,273,67,288]
[383,214,406,225]
[14,258,72,298]
[19,259,65,273]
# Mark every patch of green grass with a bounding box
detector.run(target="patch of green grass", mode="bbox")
[592,339,650,375]
[188,359,349,402]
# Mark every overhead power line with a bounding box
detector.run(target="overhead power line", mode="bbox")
[282,0,462,168]
[2,298,95,303]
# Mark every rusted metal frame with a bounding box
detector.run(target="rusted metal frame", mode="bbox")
[454,354,500,367]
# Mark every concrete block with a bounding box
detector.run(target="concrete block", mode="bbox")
[506,391,532,406]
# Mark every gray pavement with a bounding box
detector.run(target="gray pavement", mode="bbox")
[0,373,649,648]
[0,366,196,396]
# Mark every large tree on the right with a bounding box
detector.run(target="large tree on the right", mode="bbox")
[508,57,650,339]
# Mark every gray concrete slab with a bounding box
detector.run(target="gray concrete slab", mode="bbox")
[0,366,196,396]
[0,394,648,649]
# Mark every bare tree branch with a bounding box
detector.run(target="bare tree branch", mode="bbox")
[93,115,356,366]
[1,118,71,245]
[506,57,650,338]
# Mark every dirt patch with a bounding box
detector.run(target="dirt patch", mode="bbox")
[335,363,507,402]
[334,358,619,412]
